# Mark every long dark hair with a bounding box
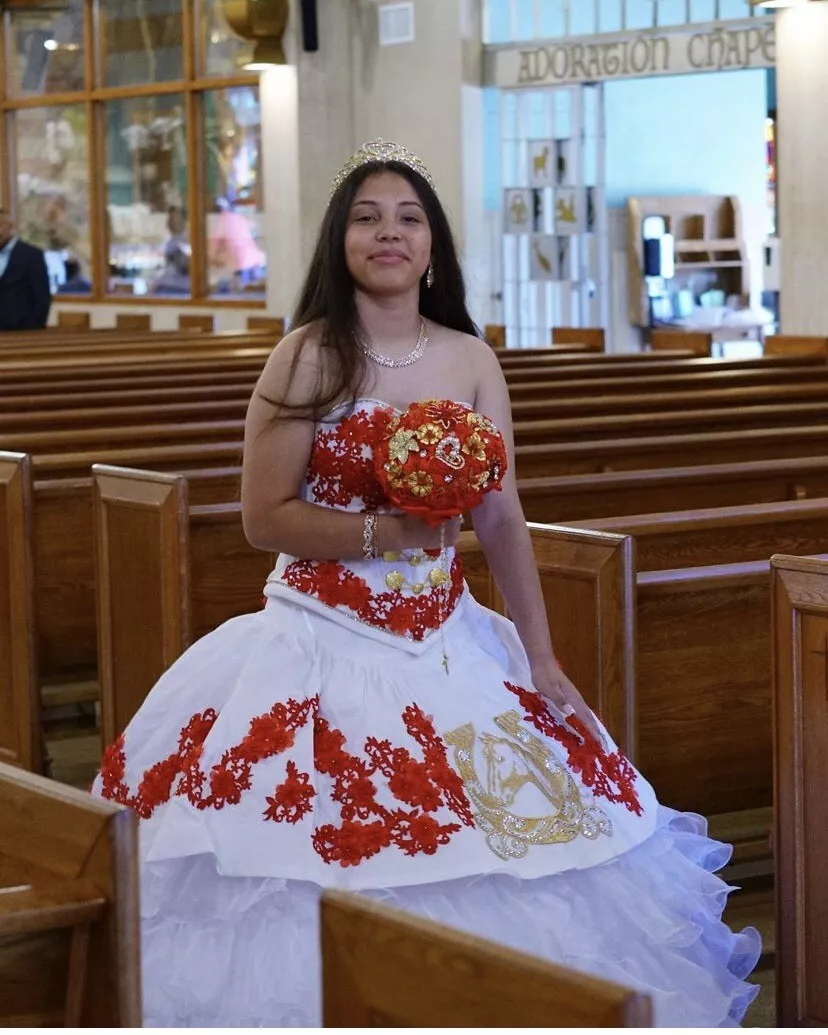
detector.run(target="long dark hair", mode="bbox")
[275,160,479,418]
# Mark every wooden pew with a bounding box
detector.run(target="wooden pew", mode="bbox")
[0,454,39,772]
[552,325,605,350]
[508,363,828,401]
[519,455,828,523]
[8,388,828,460]
[764,334,828,357]
[501,354,822,386]
[13,375,828,435]
[321,889,651,1027]
[771,554,828,1026]
[56,311,91,331]
[247,315,285,335]
[4,354,822,412]
[568,498,828,572]
[178,314,215,332]
[114,313,151,332]
[0,761,141,1026]
[513,424,828,479]
[650,330,714,356]
[91,465,636,757]
[636,558,777,815]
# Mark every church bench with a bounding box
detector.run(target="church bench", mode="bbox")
[0,367,263,400]
[552,326,606,350]
[0,339,275,374]
[11,374,828,435]
[0,418,246,456]
[513,423,828,479]
[510,399,828,447]
[90,465,636,759]
[2,357,819,417]
[0,326,278,357]
[0,353,270,390]
[6,392,828,456]
[518,454,828,523]
[501,353,822,384]
[0,761,140,1026]
[0,378,259,413]
[508,363,828,401]
[568,498,828,572]
[497,343,601,362]
[511,379,828,422]
[650,329,714,356]
[771,554,828,1026]
[320,889,651,1027]
[635,558,777,815]
[0,350,816,396]
[0,454,39,772]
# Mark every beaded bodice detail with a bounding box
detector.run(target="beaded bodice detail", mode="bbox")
[265,399,480,645]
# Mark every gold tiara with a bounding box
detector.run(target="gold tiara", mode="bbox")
[330,139,435,197]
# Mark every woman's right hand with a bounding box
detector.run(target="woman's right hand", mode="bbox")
[395,514,464,552]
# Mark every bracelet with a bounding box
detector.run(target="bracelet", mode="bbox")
[362,512,378,560]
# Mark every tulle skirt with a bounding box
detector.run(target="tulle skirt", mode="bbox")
[140,806,759,1027]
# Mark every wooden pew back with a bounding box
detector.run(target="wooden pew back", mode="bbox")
[552,325,605,350]
[321,889,651,1027]
[650,330,713,356]
[0,453,39,771]
[570,498,828,571]
[0,761,141,1026]
[93,465,273,743]
[771,554,828,1026]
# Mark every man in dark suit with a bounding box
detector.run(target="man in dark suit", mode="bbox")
[0,208,52,331]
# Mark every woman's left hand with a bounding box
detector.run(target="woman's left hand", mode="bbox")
[530,657,607,748]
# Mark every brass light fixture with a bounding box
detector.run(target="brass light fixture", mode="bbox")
[221,0,289,69]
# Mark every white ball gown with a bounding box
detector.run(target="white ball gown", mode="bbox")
[93,399,760,1027]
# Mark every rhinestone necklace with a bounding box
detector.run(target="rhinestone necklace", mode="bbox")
[358,319,428,369]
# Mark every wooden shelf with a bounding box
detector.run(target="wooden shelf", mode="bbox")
[627,194,750,328]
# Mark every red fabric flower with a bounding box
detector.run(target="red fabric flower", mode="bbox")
[264,761,316,824]
[374,400,507,525]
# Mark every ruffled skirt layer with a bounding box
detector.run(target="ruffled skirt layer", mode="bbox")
[140,806,760,1028]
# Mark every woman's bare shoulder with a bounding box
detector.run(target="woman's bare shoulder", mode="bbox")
[255,321,327,409]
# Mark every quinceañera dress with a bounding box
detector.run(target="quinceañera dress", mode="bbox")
[94,398,760,1027]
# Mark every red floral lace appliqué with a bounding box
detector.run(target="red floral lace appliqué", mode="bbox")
[99,697,319,819]
[504,681,643,816]
[312,704,475,868]
[99,709,219,819]
[282,557,464,641]
[181,696,319,810]
[307,407,394,511]
[264,760,317,824]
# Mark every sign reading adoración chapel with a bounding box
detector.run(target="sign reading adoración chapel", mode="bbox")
[485,19,776,89]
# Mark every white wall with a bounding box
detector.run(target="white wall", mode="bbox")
[777,5,828,335]
[604,70,768,209]
[602,68,768,348]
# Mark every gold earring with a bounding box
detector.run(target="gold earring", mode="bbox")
[426,262,434,289]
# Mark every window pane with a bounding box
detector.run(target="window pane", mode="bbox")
[203,87,266,299]
[8,0,84,97]
[15,105,91,294]
[203,0,251,75]
[106,96,189,296]
[104,0,183,86]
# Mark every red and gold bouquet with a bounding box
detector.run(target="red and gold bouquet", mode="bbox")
[374,399,507,524]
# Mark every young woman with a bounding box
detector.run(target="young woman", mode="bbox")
[96,140,759,1027]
